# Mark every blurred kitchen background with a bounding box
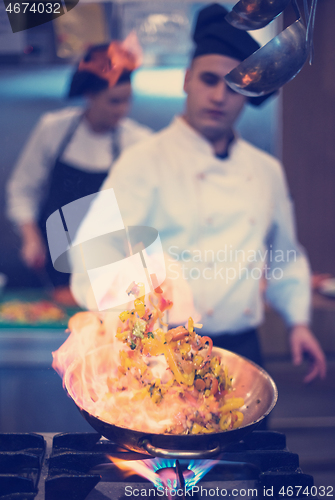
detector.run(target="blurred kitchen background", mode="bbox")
[0,0,334,490]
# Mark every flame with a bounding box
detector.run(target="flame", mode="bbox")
[52,286,243,436]
[53,311,124,413]
[187,460,218,488]
[242,70,260,86]
[52,292,238,493]
[107,456,217,491]
[246,2,257,13]
[52,285,200,434]
[108,456,164,487]
[52,308,177,432]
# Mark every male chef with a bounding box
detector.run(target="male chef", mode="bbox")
[71,3,326,382]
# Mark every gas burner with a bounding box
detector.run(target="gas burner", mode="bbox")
[0,431,315,500]
[44,431,314,500]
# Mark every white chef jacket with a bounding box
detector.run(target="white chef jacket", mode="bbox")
[71,116,311,334]
[6,107,152,226]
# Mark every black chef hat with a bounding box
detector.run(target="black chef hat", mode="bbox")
[192,3,275,106]
[68,44,132,98]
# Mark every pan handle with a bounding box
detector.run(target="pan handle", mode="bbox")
[140,439,221,459]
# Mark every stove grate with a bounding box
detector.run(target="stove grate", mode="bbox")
[0,431,316,500]
[44,431,314,500]
[0,433,45,500]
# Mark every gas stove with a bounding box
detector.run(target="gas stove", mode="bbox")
[0,431,315,500]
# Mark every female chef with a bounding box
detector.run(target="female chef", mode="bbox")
[6,37,152,292]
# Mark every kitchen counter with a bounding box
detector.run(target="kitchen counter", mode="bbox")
[0,329,67,367]
[0,289,92,433]
[0,288,80,367]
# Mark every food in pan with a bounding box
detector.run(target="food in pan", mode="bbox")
[53,283,244,435]
[104,296,244,434]
[0,300,66,324]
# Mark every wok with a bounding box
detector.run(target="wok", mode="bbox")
[69,347,278,459]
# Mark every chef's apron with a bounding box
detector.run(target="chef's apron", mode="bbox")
[38,114,120,287]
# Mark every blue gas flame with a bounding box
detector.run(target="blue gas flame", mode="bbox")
[142,458,216,491]
[186,459,218,489]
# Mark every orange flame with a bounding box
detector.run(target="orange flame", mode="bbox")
[52,285,240,436]
[108,456,160,483]
[242,70,260,86]
[52,297,183,433]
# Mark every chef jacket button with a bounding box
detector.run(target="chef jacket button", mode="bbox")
[197,172,206,180]
[249,218,256,225]
[244,308,252,316]
[207,309,214,316]
[206,217,213,225]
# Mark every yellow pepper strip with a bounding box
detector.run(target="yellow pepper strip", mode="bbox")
[137,283,145,298]
[191,423,202,434]
[119,310,130,322]
[219,397,244,414]
[188,317,194,333]
[134,299,145,318]
[131,387,150,401]
[151,388,162,404]
[224,365,232,390]
[119,350,147,375]
[191,423,215,434]
[219,413,232,431]
[141,337,165,356]
[232,411,244,429]
[164,343,195,386]
[116,329,128,341]
[193,355,203,367]
[210,357,221,377]
[128,311,135,330]
[155,328,166,344]
[148,295,168,326]
[179,343,191,356]
[119,350,132,370]
[184,370,195,386]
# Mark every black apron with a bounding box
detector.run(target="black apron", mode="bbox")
[38,114,120,287]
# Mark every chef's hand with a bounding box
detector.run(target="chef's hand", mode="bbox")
[289,325,327,383]
[20,222,46,269]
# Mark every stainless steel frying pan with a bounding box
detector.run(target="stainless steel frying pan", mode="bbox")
[68,347,278,459]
